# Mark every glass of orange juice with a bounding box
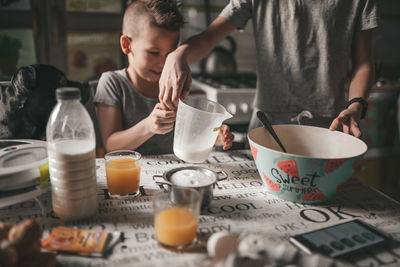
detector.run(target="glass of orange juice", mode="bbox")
[153,188,202,249]
[105,150,141,198]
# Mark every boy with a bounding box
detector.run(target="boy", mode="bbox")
[94,0,234,155]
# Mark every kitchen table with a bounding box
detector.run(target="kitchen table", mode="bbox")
[1,150,400,266]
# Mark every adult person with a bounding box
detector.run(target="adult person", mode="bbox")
[159,0,378,137]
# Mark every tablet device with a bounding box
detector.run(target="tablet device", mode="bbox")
[289,219,391,258]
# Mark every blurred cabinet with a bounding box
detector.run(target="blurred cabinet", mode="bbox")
[355,86,400,202]
[359,87,400,148]
[375,0,400,78]
[353,148,400,202]
[65,0,124,81]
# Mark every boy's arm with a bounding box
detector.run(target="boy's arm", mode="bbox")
[329,29,375,137]
[97,104,153,152]
[159,16,236,110]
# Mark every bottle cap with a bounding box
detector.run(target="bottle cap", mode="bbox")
[56,87,81,100]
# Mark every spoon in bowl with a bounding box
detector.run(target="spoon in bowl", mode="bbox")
[256,111,287,153]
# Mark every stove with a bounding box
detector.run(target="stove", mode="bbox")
[191,73,256,125]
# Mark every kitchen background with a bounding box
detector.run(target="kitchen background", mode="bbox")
[0,0,399,201]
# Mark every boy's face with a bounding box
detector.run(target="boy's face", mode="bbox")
[127,21,180,83]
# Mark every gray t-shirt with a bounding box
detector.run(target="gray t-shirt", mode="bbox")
[93,69,174,155]
[220,0,378,119]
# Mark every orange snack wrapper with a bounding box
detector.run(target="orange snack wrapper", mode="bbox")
[41,227,110,256]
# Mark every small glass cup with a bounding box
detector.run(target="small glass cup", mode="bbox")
[153,187,202,249]
[104,150,141,198]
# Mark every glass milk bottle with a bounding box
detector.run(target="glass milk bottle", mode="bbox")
[46,87,98,221]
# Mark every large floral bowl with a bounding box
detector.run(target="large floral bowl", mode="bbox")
[248,125,367,203]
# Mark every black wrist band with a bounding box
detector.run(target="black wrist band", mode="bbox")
[346,97,368,120]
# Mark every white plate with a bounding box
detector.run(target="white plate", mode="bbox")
[0,139,48,191]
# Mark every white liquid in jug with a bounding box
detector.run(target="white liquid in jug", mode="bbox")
[174,146,213,163]
[48,140,98,220]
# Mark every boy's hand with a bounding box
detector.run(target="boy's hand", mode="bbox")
[215,125,234,150]
[329,102,362,138]
[146,103,176,135]
[159,49,192,111]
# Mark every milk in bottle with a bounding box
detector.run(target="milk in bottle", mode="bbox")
[46,87,98,221]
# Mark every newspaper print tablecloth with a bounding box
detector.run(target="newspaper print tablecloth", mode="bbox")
[1,150,400,266]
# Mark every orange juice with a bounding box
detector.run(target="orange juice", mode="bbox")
[105,158,140,195]
[155,207,198,246]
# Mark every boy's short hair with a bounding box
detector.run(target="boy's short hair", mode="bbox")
[123,0,184,35]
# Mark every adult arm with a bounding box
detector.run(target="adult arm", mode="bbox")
[329,29,375,137]
[159,16,236,110]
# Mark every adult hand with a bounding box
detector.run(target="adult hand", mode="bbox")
[329,102,363,138]
[159,48,192,111]
[146,103,176,135]
[215,125,234,150]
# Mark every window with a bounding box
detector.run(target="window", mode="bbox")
[0,0,35,80]
[0,0,127,82]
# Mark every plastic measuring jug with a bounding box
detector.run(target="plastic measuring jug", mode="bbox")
[173,96,232,163]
